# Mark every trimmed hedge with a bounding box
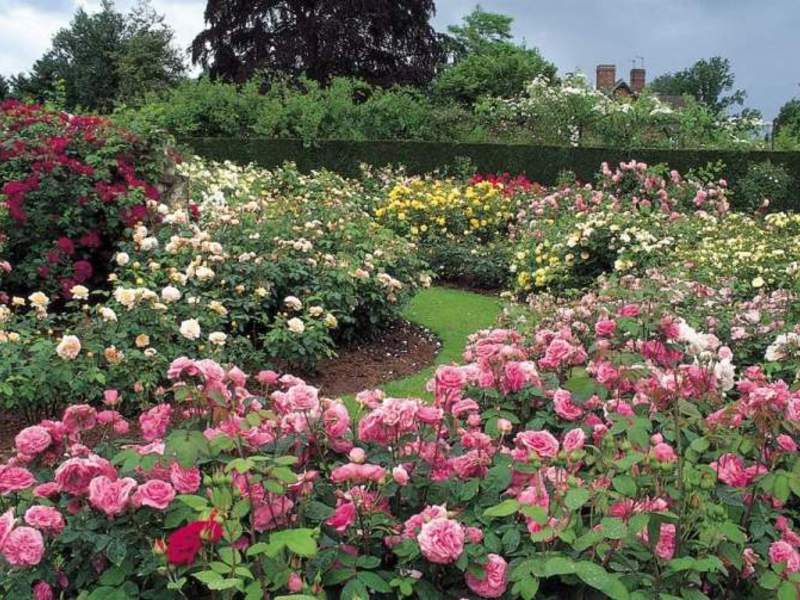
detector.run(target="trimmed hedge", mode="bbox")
[182,137,800,192]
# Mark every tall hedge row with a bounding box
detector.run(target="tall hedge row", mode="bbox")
[182,136,800,193]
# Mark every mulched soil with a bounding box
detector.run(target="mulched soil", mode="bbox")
[304,320,441,397]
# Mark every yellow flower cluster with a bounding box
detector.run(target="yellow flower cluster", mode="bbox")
[375,179,517,241]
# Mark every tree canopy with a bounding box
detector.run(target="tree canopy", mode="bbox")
[433,6,556,105]
[191,0,445,87]
[10,0,184,112]
[649,56,745,114]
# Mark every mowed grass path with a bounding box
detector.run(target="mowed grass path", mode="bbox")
[382,286,502,398]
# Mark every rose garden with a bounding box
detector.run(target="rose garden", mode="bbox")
[2,5,800,597]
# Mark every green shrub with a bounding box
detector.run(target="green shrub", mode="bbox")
[735,159,795,212]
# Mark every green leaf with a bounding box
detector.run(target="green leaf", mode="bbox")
[599,517,628,540]
[511,576,540,600]
[341,577,370,600]
[357,571,390,593]
[759,570,781,590]
[177,494,209,510]
[565,487,591,510]
[543,556,576,576]
[564,372,596,404]
[576,561,610,588]
[483,499,519,518]
[502,528,521,553]
[271,528,318,557]
[612,475,637,496]
[779,580,799,600]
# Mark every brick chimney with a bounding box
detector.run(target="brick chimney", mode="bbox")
[630,67,646,94]
[596,64,616,91]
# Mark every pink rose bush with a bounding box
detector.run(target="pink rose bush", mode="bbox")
[3,301,800,598]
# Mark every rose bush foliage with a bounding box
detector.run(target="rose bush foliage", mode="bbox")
[0,100,170,299]
[3,301,800,598]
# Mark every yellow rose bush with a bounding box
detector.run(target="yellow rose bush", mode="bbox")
[373,175,530,288]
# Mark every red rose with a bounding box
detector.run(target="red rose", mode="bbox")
[166,518,223,566]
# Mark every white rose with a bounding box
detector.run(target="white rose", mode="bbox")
[179,318,201,340]
[287,317,305,334]
[70,285,90,300]
[115,252,130,266]
[28,292,49,308]
[208,331,227,346]
[100,307,118,322]
[161,285,181,303]
[56,335,81,360]
[284,296,303,311]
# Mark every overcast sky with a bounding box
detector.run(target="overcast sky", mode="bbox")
[1,0,798,118]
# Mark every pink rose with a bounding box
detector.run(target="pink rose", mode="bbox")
[24,505,65,535]
[562,428,586,453]
[62,404,97,434]
[777,435,798,453]
[497,418,512,434]
[0,508,14,548]
[417,517,464,564]
[287,572,303,593]
[770,540,800,573]
[652,442,677,463]
[553,389,583,421]
[435,365,466,391]
[0,465,36,495]
[139,404,172,442]
[323,402,350,439]
[54,454,116,496]
[464,527,483,543]
[33,581,54,600]
[711,453,752,488]
[392,465,409,486]
[33,482,60,498]
[256,370,280,386]
[326,501,357,532]
[349,448,366,464]
[102,389,120,406]
[465,553,508,598]
[594,319,617,337]
[252,494,294,532]
[514,430,560,459]
[285,384,320,412]
[15,426,52,456]
[1,526,44,566]
[169,463,201,494]
[88,476,137,517]
[330,463,386,484]
[132,479,176,510]
[618,304,640,317]
[654,523,676,560]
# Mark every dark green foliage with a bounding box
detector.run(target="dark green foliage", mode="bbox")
[736,160,795,212]
[181,136,800,209]
[115,75,485,143]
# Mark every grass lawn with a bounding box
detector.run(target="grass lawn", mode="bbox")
[381,286,502,398]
